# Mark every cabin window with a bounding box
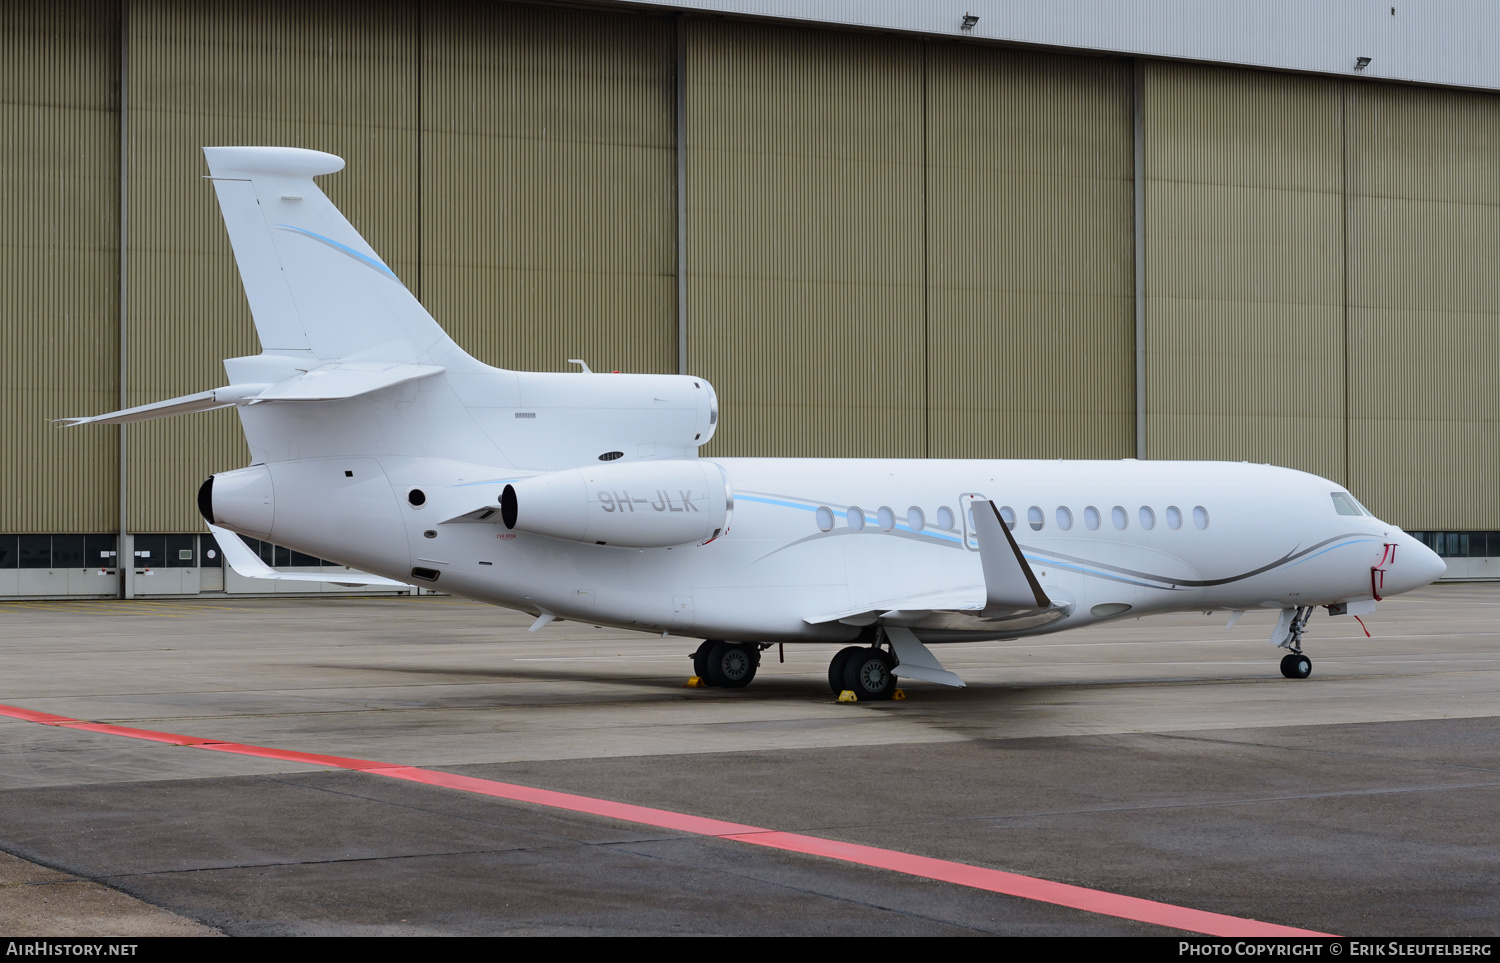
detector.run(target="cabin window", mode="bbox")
[1027,506,1044,531]
[847,506,866,532]
[815,506,834,532]
[877,507,895,532]
[1193,506,1210,530]
[998,505,1016,531]
[1084,506,1101,530]
[1056,506,1073,531]
[1330,492,1363,516]
[1139,506,1156,530]
[936,506,955,531]
[1165,505,1182,530]
[907,506,926,532]
[1111,506,1128,530]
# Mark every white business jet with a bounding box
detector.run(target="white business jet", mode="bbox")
[62,147,1447,699]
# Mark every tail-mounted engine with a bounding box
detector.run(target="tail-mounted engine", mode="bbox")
[197,465,275,538]
[501,460,732,548]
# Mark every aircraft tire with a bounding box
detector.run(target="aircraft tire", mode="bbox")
[842,647,897,701]
[828,646,865,695]
[704,641,757,688]
[692,639,716,680]
[1279,652,1312,679]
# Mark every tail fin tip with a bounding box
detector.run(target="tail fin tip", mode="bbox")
[203,146,344,179]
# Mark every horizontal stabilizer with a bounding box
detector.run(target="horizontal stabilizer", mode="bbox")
[208,523,407,587]
[972,499,1051,613]
[255,361,444,400]
[55,390,237,427]
[57,362,444,427]
[884,625,965,688]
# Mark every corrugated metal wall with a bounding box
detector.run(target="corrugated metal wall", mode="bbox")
[925,43,1134,459]
[0,1,119,533]
[683,18,927,458]
[1142,63,1347,482]
[1346,83,1500,529]
[125,0,421,532]
[421,3,676,376]
[5,0,1500,546]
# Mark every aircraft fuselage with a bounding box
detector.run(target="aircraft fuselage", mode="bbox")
[223,453,1441,647]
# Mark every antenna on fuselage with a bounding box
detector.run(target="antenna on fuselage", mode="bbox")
[567,359,593,373]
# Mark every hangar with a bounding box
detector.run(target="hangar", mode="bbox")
[3,0,1497,598]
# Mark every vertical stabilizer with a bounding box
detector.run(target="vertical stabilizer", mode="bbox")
[203,146,457,365]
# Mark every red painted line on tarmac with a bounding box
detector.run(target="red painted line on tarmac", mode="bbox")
[372,765,770,836]
[720,831,1322,937]
[0,705,78,725]
[57,722,219,746]
[0,702,1331,937]
[196,741,392,770]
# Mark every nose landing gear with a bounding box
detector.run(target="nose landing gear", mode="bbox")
[1274,605,1315,679]
[1279,651,1312,679]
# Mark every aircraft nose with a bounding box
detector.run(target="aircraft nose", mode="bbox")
[1390,533,1446,593]
[1415,538,1447,583]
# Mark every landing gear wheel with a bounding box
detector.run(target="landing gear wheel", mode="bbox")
[704,641,758,688]
[828,646,865,695]
[692,639,716,679]
[1280,652,1312,679]
[842,647,898,701]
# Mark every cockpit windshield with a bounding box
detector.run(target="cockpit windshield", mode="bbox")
[1330,491,1367,516]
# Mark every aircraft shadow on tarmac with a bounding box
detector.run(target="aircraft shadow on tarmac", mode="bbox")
[296,659,1282,713]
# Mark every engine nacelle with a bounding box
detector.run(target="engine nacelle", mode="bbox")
[501,460,732,548]
[198,465,275,538]
[498,371,720,469]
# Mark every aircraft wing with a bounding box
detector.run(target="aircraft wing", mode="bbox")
[804,588,986,627]
[208,523,408,588]
[807,500,1058,627]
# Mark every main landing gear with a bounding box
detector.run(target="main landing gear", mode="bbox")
[827,643,898,701]
[1277,605,1314,679]
[686,635,901,700]
[692,639,763,688]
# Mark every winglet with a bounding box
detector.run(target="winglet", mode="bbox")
[971,500,1051,612]
[208,523,407,587]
